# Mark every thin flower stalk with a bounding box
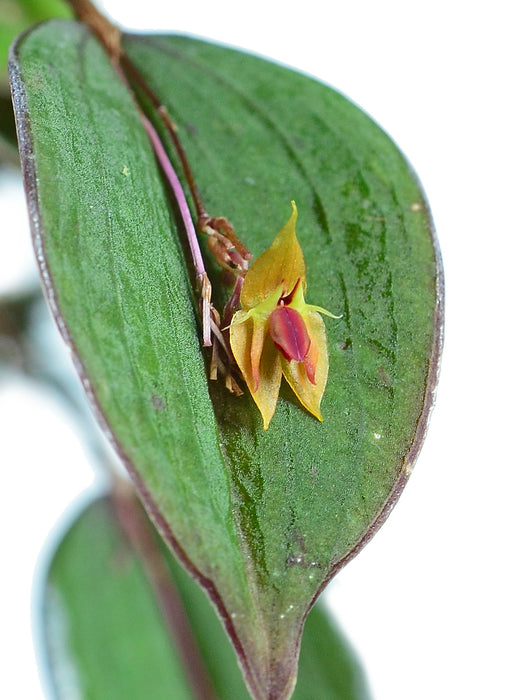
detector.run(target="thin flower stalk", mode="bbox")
[117,53,252,277]
[141,115,213,347]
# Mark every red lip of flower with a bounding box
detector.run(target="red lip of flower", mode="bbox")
[229,202,337,429]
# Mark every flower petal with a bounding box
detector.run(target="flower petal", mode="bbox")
[229,309,252,374]
[269,306,311,362]
[229,312,282,429]
[280,311,328,422]
[255,337,283,429]
[240,201,305,309]
[250,318,267,391]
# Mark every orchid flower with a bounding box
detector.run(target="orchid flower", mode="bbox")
[229,202,337,429]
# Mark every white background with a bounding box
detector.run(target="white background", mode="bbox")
[1,1,524,698]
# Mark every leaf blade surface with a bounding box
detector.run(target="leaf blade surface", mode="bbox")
[11,20,443,698]
[42,494,372,700]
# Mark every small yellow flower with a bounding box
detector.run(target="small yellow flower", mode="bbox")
[229,202,337,429]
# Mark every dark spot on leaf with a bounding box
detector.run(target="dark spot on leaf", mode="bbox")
[151,394,165,411]
[185,121,198,137]
[377,366,392,387]
[286,553,306,567]
[286,531,308,568]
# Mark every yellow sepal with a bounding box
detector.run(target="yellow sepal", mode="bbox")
[229,202,336,429]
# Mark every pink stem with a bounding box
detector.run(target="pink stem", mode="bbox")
[141,115,211,346]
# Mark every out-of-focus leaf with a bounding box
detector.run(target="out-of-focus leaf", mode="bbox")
[11,20,442,699]
[42,493,372,700]
[0,0,71,87]
[42,495,196,700]
[0,93,19,160]
[0,288,40,368]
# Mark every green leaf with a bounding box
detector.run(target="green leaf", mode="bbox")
[10,20,443,699]
[42,493,372,700]
[0,93,19,159]
[0,0,71,88]
[42,495,196,700]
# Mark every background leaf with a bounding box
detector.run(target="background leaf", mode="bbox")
[0,93,19,161]
[42,494,196,700]
[0,0,71,88]
[42,492,372,700]
[10,19,442,699]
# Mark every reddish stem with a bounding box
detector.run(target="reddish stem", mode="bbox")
[141,115,212,347]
